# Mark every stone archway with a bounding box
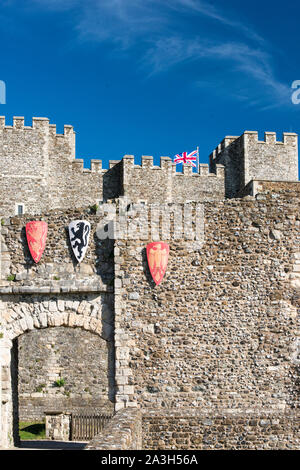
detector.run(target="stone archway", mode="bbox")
[0,292,115,448]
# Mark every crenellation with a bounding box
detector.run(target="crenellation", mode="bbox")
[49,124,57,135]
[122,154,135,169]
[160,156,172,170]
[91,159,102,172]
[141,155,153,167]
[0,115,298,212]
[12,117,24,129]
[210,136,239,161]
[215,163,225,177]
[71,159,84,170]
[223,136,238,149]
[32,117,50,130]
[283,132,298,145]
[183,162,193,175]
[211,130,298,197]
[63,124,74,135]
[199,163,209,176]
[109,160,121,169]
[172,162,223,178]
[264,131,277,144]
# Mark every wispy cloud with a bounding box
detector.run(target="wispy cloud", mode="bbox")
[143,36,291,107]
[30,0,264,45]
[76,0,169,47]
[166,0,265,44]
[25,0,290,108]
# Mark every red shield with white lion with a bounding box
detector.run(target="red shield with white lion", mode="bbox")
[26,221,48,263]
[146,242,169,285]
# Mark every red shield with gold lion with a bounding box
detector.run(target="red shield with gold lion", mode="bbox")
[26,221,48,263]
[146,242,169,285]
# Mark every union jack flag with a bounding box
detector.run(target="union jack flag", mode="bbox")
[174,149,198,167]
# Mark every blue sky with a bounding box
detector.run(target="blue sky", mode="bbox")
[1,0,300,169]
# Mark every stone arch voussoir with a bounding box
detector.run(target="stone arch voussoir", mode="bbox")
[0,295,114,343]
[4,312,106,342]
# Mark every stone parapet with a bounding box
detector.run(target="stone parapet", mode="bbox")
[85,408,142,450]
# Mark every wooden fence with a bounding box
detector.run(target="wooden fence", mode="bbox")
[70,413,113,441]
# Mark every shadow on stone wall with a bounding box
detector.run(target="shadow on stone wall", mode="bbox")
[103,162,122,202]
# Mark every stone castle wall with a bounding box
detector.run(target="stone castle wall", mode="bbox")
[0,206,115,290]
[1,117,299,216]
[18,327,114,421]
[141,409,299,450]
[114,182,300,412]
[85,406,299,450]
[0,116,299,449]
[0,207,116,444]
[0,117,120,216]
[122,155,225,204]
[0,182,299,448]
[210,131,298,197]
[0,117,227,216]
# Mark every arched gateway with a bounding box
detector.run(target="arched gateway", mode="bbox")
[0,292,115,447]
[0,205,117,448]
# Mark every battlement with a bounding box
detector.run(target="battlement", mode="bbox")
[172,162,224,177]
[122,154,173,170]
[0,116,75,135]
[244,130,298,145]
[70,158,122,173]
[0,116,107,174]
[209,131,298,162]
[0,117,298,215]
[122,154,224,177]
[121,155,224,203]
[209,130,298,198]
[209,136,239,161]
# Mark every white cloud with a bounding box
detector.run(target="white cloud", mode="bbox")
[29,0,263,45]
[25,0,290,108]
[75,0,168,47]
[166,0,265,43]
[142,36,291,107]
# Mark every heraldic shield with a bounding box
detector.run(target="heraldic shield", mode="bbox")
[26,221,48,263]
[68,220,91,263]
[146,242,169,285]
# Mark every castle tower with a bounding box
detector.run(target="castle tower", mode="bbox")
[210,131,298,198]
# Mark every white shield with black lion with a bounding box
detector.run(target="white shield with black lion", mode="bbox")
[68,220,91,263]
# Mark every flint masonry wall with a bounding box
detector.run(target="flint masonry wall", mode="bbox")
[141,409,299,450]
[210,132,298,198]
[18,327,114,421]
[0,117,225,217]
[0,207,116,445]
[114,184,300,413]
[0,206,115,289]
[86,408,142,450]
[0,116,299,448]
[0,117,122,216]
[121,155,225,203]
[86,407,299,450]
[0,117,50,216]
[3,117,298,214]
[0,184,299,448]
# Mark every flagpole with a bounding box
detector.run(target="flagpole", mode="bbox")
[197,146,199,174]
